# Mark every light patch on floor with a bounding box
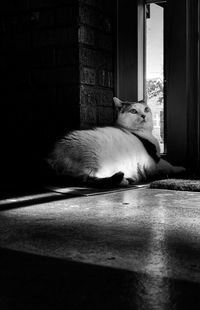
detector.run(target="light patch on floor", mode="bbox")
[1,188,200,284]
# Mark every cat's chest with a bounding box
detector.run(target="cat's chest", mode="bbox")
[100,130,152,160]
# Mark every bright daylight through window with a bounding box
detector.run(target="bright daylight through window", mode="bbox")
[146,2,165,153]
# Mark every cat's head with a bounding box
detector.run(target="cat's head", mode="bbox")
[113,97,153,132]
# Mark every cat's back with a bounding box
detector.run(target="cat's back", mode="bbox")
[49,126,130,176]
[52,126,151,166]
[57,126,125,148]
[55,126,140,154]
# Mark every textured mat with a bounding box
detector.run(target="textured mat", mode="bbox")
[150,179,200,192]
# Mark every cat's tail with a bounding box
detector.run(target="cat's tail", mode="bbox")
[42,158,126,188]
[44,169,126,188]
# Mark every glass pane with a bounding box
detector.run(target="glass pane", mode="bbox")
[146,3,164,153]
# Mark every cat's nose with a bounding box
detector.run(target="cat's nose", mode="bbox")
[141,114,146,119]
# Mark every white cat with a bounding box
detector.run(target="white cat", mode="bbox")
[48,97,185,187]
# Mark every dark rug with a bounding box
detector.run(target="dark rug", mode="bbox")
[150,179,200,192]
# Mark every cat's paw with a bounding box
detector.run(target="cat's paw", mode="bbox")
[126,178,136,185]
[120,178,130,187]
[120,177,136,186]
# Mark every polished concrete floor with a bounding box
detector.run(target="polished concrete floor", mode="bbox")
[1,187,200,309]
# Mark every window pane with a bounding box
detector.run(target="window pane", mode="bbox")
[146,3,164,153]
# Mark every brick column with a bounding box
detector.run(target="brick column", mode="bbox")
[78,0,115,128]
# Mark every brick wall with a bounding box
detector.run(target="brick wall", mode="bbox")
[78,0,115,127]
[0,0,115,186]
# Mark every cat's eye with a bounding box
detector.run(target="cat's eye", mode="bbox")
[130,109,138,114]
[144,107,150,113]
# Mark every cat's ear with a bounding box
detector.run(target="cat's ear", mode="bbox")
[113,97,123,108]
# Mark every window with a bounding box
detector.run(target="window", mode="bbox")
[146,1,166,153]
[117,0,199,170]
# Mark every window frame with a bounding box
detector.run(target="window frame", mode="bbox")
[116,0,145,101]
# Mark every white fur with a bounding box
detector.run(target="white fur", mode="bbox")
[48,97,185,185]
